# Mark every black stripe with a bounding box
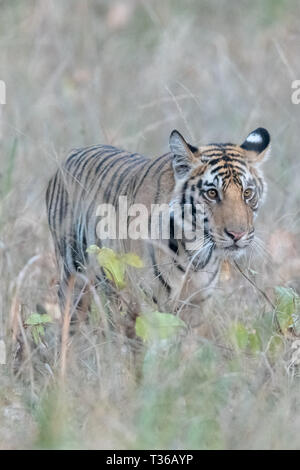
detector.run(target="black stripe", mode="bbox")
[133,153,170,198]
[210,164,232,174]
[181,181,188,206]
[47,172,58,217]
[155,267,171,294]
[52,176,62,233]
[66,145,101,172]
[59,185,66,226]
[224,154,247,165]
[112,158,148,205]
[81,150,120,189]
[94,150,124,174]
[75,148,115,181]
[103,153,141,201]
[149,244,172,294]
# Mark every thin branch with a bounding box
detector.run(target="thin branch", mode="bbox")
[233,260,282,334]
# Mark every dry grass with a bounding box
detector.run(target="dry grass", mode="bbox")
[1,0,300,449]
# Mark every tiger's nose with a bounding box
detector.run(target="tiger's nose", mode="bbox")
[225,229,246,241]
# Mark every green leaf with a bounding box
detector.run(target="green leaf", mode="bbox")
[31,325,45,345]
[135,311,186,342]
[96,247,126,289]
[87,246,143,290]
[25,313,52,326]
[275,286,300,333]
[121,253,144,268]
[25,314,52,345]
[228,322,261,353]
[86,244,101,254]
[248,329,261,353]
[267,334,285,360]
[228,322,249,351]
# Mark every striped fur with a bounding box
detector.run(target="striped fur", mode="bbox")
[46,128,270,316]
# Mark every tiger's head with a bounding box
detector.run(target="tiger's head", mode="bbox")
[169,127,270,256]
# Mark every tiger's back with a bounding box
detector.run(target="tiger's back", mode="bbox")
[46,144,177,311]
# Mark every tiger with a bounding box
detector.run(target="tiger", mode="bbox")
[46,127,270,322]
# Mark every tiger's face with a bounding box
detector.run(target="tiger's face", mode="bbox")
[169,128,270,256]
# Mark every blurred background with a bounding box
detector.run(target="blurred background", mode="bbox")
[1,0,300,449]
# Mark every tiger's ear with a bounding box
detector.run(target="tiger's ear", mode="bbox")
[169,130,198,179]
[240,127,271,164]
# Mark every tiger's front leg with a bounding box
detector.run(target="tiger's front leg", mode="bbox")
[167,255,222,323]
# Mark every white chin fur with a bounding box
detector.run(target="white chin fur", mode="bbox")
[218,246,247,260]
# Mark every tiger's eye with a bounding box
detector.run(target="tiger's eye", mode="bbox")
[244,188,253,199]
[207,189,218,199]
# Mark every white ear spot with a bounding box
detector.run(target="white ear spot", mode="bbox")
[247,133,262,144]
[241,128,270,154]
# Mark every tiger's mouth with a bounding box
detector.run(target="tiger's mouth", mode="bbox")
[224,238,252,249]
[222,237,254,257]
[225,245,242,251]
[209,230,254,255]
[224,245,248,256]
